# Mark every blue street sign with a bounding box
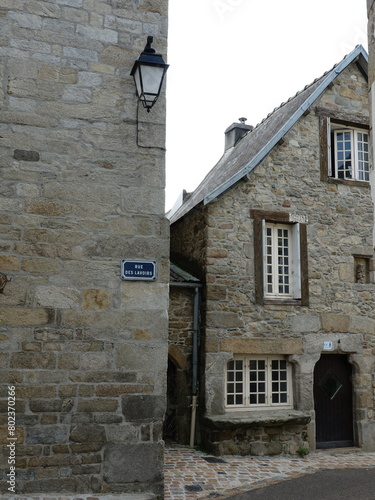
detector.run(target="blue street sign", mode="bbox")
[121,260,156,281]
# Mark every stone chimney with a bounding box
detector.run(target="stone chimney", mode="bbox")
[224,117,253,151]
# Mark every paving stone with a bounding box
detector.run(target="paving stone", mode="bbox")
[164,446,375,500]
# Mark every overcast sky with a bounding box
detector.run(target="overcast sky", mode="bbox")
[165,0,368,210]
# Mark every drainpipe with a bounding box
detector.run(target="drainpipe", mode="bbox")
[170,281,201,447]
[189,285,200,448]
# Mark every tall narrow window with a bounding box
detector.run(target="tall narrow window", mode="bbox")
[252,210,308,306]
[264,223,295,298]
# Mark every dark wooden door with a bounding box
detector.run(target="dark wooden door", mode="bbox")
[313,354,354,449]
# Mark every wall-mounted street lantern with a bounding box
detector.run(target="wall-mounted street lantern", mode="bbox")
[131,36,169,112]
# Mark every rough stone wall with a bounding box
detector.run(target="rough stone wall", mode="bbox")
[170,206,207,280]
[0,0,169,496]
[167,287,194,444]
[169,288,194,352]
[171,62,375,454]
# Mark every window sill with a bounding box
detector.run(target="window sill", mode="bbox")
[204,410,311,429]
[325,177,370,188]
[263,298,302,306]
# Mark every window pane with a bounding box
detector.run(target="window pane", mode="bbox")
[250,383,257,393]
[226,359,244,406]
[356,130,370,181]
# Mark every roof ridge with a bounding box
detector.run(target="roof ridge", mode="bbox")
[251,46,363,132]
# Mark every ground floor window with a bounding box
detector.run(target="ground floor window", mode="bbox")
[226,356,293,409]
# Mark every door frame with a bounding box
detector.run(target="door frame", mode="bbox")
[313,353,355,449]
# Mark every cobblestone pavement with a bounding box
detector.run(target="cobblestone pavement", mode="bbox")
[164,446,375,500]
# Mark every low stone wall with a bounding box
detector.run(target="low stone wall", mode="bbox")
[202,412,311,456]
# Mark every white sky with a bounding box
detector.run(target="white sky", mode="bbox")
[164,0,368,211]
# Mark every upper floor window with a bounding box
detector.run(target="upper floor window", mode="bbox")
[317,108,370,186]
[251,210,309,306]
[264,223,298,299]
[330,127,369,181]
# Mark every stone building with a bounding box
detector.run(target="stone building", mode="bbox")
[169,45,375,456]
[0,1,169,497]
[368,0,375,234]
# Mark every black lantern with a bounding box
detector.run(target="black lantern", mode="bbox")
[131,36,169,112]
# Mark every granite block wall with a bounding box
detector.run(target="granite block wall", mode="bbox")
[0,0,169,496]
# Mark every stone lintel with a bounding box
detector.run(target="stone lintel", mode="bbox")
[219,338,303,355]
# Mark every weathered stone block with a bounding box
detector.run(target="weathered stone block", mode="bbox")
[25,200,73,217]
[28,2,61,18]
[0,255,19,270]
[58,353,80,370]
[321,313,350,333]
[96,384,144,397]
[69,424,106,443]
[35,285,80,309]
[122,395,165,422]
[10,352,55,369]
[103,443,163,483]
[13,150,40,161]
[1,307,54,326]
[26,426,68,444]
[82,289,111,310]
[39,65,77,83]
[116,342,167,372]
[77,398,118,413]
[290,314,321,333]
[206,311,243,328]
[80,352,113,371]
[121,282,168,310]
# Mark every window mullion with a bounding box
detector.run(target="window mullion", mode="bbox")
[353,130,359,180]
[244,358,249,406]
[272,226,278,295]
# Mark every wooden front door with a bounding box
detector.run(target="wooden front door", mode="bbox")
[313,354,354,449]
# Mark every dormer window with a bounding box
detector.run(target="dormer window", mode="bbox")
[330,126,369,181]
[318,108,370,185]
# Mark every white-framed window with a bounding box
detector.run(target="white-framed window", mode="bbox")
[329,124,369,181]
[263,222,301,299]
[225,356,293,409]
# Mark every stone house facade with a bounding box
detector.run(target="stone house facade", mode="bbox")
[169,45,375,456]
[0,1,169,497]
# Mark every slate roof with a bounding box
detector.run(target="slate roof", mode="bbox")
[169,45,368,224]
[170,263,201,284]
